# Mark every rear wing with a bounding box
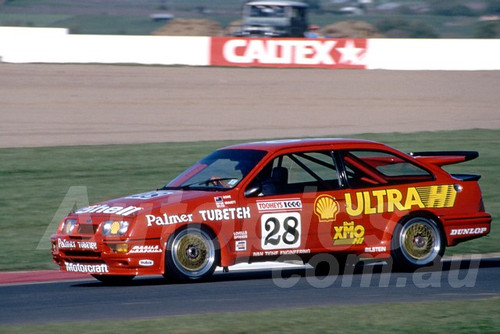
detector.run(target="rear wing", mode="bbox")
[409,151,478,167]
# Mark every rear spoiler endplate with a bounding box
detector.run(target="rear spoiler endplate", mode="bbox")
[409,151,479,167]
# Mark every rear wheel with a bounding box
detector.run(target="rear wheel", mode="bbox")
[165,226,219,281]
[391,216,444,271]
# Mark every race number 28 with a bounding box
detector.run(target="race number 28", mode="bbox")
[261,212,301,250]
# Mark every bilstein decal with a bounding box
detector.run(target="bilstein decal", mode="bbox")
[345,185,457,216]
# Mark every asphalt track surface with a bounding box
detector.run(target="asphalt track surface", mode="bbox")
[1,257,500,325]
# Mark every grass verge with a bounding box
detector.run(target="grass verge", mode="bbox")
[0,129,498,272]
[1,297,500,333]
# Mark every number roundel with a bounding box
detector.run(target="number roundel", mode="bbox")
[261,212,301,250]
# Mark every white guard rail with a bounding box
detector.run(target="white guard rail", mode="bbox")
[1,27,499,70]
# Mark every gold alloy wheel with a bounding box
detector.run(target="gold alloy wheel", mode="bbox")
[402,223,434,259]
[399,217,442,266]
[170,228,216,279]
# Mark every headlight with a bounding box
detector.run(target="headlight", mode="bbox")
[61,219,77,234]
[102,220,129,236]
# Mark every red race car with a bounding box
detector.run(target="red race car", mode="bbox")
[51,139,491,283]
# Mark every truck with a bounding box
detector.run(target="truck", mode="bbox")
[232,1,309,38]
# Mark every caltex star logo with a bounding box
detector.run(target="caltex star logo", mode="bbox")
[336,40,366,65]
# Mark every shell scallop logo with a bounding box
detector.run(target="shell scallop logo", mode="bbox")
[314,195,340,223]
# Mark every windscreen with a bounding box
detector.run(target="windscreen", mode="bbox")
[248,5,286,18]
[164,149,267,190]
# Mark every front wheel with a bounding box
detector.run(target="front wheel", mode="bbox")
[165,226,219,281]
[391,216,445,271]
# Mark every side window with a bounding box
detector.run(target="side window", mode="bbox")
[285,152,338,186]
[341,150,433,188]
[247,150,340,196]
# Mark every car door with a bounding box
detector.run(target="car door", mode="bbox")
[240,149,348,258]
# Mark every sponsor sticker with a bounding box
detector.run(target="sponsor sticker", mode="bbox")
[235,240,247,252]
[199,207,251,222]
[58,239,76,249]
[65,262,109,273]
[256,199,302,212]
[76,241,97,250]
[130,245,162,254]
[145,213,193,227]
[279,249,311,255]
[58,239,97,250]
[214,195,236,209]
[211,38,367,69]
[233,231,248,240]
[75,205,142,217]
[139,259,154,267]
[214,196,225,208]
[333,221,365,245]
[251,249,311,256]
[345,185,457,217]
[314,195,340,223]
[450,227,488,236]
[365,246,387,253]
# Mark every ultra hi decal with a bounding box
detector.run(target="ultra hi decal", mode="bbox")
[345,185,457,216]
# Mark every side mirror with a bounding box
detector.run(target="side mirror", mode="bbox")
[244,184,262,198]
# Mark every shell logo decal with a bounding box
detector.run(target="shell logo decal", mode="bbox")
[314,194,340,223]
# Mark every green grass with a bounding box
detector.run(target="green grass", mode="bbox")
[53,15,167,35]
[0,140,225,271]
[0,13,73,27]
[0,129,498,272]
[2,297,500,333]
[0,13,167,35]
[0,0,490,37]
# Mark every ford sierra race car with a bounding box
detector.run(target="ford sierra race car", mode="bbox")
[51,139,491,283]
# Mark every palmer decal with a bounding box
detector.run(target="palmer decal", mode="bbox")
[345,185,457,216]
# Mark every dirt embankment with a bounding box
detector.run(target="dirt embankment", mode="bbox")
[0,64,499,148]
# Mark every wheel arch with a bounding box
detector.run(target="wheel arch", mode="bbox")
[389,211,446,270]
[406,210,445,242]
[160,222,233,275]
[383,210,445,252]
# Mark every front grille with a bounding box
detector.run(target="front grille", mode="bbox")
[62,251,101,260]
[78,224,98,235]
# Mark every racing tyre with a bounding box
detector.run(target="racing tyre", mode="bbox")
[391,216,445,272]
[165,226,219,281]
[92,275,135,285]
